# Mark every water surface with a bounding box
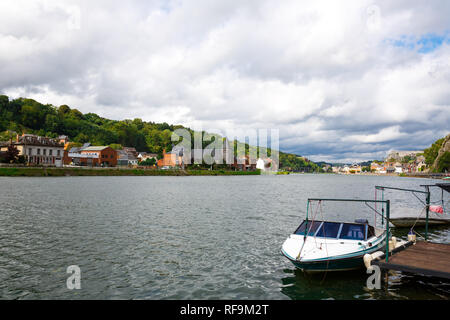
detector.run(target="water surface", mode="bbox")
[0,174,448,299]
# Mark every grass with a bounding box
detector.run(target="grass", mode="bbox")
[0,167,261,177]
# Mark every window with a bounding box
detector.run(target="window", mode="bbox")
[37,149,41,155]
[43,149,47,156]
[57,150,61,156]
[339,223,365,240]
[29,148,32,155]
[294,220,322,236]
[49,150,53,156]
[316,222,341,238]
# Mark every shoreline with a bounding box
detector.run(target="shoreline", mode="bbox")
[0,167,447,178]
[0,167,261,177]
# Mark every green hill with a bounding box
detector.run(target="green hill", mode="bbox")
[0,95,321,171]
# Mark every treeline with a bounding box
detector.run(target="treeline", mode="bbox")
[0,95,322,171]
[0,95,178,153]
[423,134,450,173]
[277,153,321,172]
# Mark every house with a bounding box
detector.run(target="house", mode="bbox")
[0,134,65,167]
[67,146,117,167]
[386,166,396,174]
[81,146,117,167]
[256,158,270,172]
[416,156,426,172]
[117,150,138,167]
[350,164,362,174]
[157,148,183,168]
[231,155,257,171]
[65,143,90,165]
[340,166,350,174]
[393,162,403,174]
[122,147,138,158]
[370,162,381,172]
[137,152,158,162]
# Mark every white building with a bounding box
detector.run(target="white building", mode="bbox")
[0,134,65,167]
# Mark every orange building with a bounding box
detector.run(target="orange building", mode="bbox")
[157,149,183,168]
[79,146,117,167]
[65,146,118,167]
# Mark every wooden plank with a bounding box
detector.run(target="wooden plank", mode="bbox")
[372,241,450,279]
[375,261,450,279]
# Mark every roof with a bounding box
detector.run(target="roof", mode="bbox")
[139,152,158,157]
[118,153,137,160]
[81,146,110,152]
[15,134,64,148]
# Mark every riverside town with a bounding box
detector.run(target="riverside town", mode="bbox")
[1,1,450,314]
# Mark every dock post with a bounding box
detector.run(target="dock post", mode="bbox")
[425,186,430,241]
[385,200,390,263]
[381,190,384,226]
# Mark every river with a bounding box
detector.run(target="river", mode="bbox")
[0,174,448,299]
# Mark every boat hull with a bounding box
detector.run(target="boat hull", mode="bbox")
[282,240,385,272]
[289,255,368,272]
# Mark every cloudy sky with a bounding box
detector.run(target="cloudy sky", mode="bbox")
[0,0,449,162]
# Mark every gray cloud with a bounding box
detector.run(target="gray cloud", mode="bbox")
[0,0,449,162]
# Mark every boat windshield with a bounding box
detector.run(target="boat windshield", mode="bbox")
[316,222,341,238]
[339,223,365,240]
[294,220,322,236]
[294,220,368,240]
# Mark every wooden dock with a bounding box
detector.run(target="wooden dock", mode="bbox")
[372,241,450,279]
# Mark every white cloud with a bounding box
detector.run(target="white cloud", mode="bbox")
[0,0,449,162]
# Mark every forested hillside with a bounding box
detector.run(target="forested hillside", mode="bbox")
[0,95,321,171]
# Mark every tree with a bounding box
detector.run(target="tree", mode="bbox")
[424,138,444,166]
[139,158,156,166]
[0,130,17,141]
[401,155,413,163]
[5,144,19,163]
[109,144,123,150]
[74,133,90,143]
[436,151,450,173]
[58,105,71,115]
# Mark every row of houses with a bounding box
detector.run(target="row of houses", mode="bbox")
[1,134,275,171]
[155,144,277,171]
[331,151,427,175]
[0,134,149,168]
[332,164,363,174]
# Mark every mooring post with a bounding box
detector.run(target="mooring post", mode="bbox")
[425,186,430,241]
[384,199,390,291]
[385,200,390,263]
[381,189,384,226]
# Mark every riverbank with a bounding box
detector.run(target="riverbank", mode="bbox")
[332,172,449,179]
[0,167,261,177]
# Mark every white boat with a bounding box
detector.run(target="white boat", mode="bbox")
[281,219,387,272]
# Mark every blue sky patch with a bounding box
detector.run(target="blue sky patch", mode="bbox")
[386,32,450,53]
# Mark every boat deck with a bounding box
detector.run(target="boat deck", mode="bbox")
[372,241,450,279]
